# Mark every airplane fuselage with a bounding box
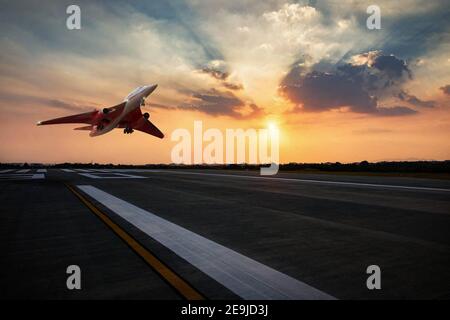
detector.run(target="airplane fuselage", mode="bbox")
[90,84,158,137]
[37,84,164,139]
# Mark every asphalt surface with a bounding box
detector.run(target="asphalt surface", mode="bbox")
[1,168,450,299]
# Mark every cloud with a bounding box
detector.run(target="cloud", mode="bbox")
[199,60,244,91]
[0,0,448,124]
[45,99,94,112]
[202,68,229,81]
[189,89,244,115]
[0,92,96,113]
[398,91,435,108]
[352,128,394,134]
[243,103,266,119]
[440,85,450,95]
[280,51,420,116]
[222,82,244,91]
[146,102,177,110]
[178,88,263,119]
[371,55,412,79]
[377,4,450,59]
[377,106,418,116]
[281,71,378,113]
[341,51,412,96]
[201,60,229,80]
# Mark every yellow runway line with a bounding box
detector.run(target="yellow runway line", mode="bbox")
[65,183,205,300]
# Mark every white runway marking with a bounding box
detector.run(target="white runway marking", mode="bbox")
[165,171,450,193]
[0,169,14,173]
[16,169,30,173]
[61,168,161,173]
[78,185,335,300]
[95,169,161,173]
[0,173,45,180]
[37,169,47,173]
[78,172,146,179]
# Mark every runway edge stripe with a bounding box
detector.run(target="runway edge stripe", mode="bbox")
[76,184,336,300]
[164,171,450,192]
[64,183,205,301]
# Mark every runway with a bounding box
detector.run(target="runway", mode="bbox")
[1,168,450,299]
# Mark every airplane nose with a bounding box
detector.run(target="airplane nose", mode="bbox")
[145,84,158,96]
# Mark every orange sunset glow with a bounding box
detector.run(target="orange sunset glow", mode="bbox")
[1,1,449,164]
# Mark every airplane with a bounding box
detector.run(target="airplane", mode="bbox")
[37,84,164,138]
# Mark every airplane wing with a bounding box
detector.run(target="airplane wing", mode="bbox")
[37,110,97,126]
[102,101,127,118]
[120,107,164,139]
[134,118,164,139]
[37,102,127,126]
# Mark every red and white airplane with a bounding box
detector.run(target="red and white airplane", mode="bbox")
[37,84,164,138]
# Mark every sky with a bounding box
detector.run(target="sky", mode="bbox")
[0,0,449,164]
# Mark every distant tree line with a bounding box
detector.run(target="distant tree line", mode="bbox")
[1,161,449,173]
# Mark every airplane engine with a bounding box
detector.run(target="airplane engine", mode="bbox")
[143,112,150,120]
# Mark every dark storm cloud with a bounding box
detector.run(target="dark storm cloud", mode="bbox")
[282,71,378,113]
[370,54,412,79]
[440,85,450,95]
[178,89,262,119]
[336,52,412,94]
[398,91,435,108]
[330,1,450,60]
[280,52,420,116]
[187,89,244,116]
[378,8,450,59]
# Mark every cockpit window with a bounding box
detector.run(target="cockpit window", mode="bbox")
[125,86,145,100]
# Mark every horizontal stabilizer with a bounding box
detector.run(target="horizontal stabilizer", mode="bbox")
[74,125,93,131]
